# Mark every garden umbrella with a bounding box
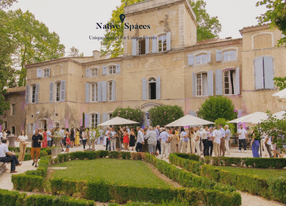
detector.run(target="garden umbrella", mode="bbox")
[273,111,286,120]
[98,116,139,126]
[272,88,286,98]
[227,112,268,124]
[165,115,214,127]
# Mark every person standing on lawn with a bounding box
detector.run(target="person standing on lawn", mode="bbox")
[17,131,28,162]
[31,129,43,167]
[225,125,231,155]
[212,126,222,157]
[237,125,247,152]
[251,129,260,157]
[202,126,209,156]
[135,127,144,152]
[219,124,226,157]
[0,138,22,173]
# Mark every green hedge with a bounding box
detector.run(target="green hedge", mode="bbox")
[9,147,51,156]
[0,189,95,206]
[170,153,286,204]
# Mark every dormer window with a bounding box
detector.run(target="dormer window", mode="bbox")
[223,50,236,61]
[158,35,167,52]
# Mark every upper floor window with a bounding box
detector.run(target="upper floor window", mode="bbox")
[108,81,116,101]
[11,104,15,116]
[90,113,98,128]
[223,50,236,61]
[158,35,167,52]
[31,85,36,103]
[3,121,7,130]
[196,54,207,65]
[109,66,116,75]
[148,78,157,100]
[196,73,208,96]
[43,69,50,77]
[138,39,146,55]
[90,83,98,102]
[254,56,274,90]
[91,68,98,77]
[56,82,61,102]
[11,126,15,135]
[224,70,237,95]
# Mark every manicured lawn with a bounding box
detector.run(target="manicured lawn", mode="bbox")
[51,159,171,188]
[216,166,286,179]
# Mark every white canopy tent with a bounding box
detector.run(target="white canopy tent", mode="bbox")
[165,115,215,127]
[273,111,286,120]
[272,88,286,99]
[98,116,139,126]
[227,112,268,124]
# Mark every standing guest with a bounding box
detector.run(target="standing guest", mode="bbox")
[225,125,231,155]
[192,127,200,156]
[47,129,52,147]
[159,128,169,159]
[237,125,247,152]
[265,135,273,157]
[65,132,71,153]
[110,127,116,151]
[202,126,209,156]
[105,128,110,150]
[135,127,144,152]
[219,125,226,157]
[6,129,11,137]
[170,129,178,154]
[0,138,22,173]
[178,127,184,153]
[17,131,28,162]
[31,129,43,167]
[199,127,203,155]
[212,126,222,157]
[207,128,214,156]
[42,129,48,148]
[70,128,75,148]
[0,130,3,141]
[181,128,189,153]
[175,127,180,152]
[146,126,157,155]
[251,129,260,158]
[98,126,104,145]
[123,128,129,150]
[59,127,65,152]
[142,127,149,152]
[82,128,87,150]
[116,127,122,151]
[75,128,80,146]
[129,128,136,151]
[155,125,161,155]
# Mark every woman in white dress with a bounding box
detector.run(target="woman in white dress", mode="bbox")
[17,131,28,162]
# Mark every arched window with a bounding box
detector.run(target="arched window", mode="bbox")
[90,83,98,102]
[196,73,208,96]
[158,35,167,52]
[148,77,157,99]
[11,126,15,135]
[223,50,236,61]
[91,68,98,77]
[90,113,98,128]
[109,66,116,74]
[108,80,116,101]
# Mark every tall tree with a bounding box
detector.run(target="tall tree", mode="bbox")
[256,0,286,46]
[0,0,17,10]
[7,9,65,86]
[68,46,84,57]
[101,0,221,58]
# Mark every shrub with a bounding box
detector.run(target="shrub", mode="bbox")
[120,152,131,159]
[12,174,44,192]
[109,151,119,159]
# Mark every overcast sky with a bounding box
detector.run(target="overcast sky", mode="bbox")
[9,0,267,56]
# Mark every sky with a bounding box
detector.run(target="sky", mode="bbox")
[9,0,268,56]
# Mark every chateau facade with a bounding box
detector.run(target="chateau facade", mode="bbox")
[2,0,286,137]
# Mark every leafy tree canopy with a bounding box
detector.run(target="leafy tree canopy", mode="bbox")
[68,46,84,57]
[112,107,144,126]
[198,96,237,122]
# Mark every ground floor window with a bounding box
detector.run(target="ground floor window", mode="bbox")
[91,114,98,128]
[11,126,15,135]
[196,73,208,96]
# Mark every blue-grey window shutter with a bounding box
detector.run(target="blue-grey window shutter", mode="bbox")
[132,38,137,55]
[103,113,107,123]
[49,82,54,102]
[216,50,223,62]
[142,78,147,100]
[264,56,274,89]
[37,69,42,78]
[35,84,39,103]
[116,64,120,74]
[215,70,223,95]
[60,80,65,102]
[97,113,101,125]
[152,35,157,53]
[166,32,171,51]
[48,69,50,77]
[85,113,90,128]
[26,85,30,104]
[102,81,107,102]
[33,123,35,133]
[188,54,194,66]
[207,70,213,96]
[98,82,102,102]
[189,111,196,116]
[235,67,240,95]
[156,76,161,100]
[230,51,236,60]
[207,51,211,63]
[102,66,107,76]
[85,83,90,103]
[86,69,90,78]
[145,36,149,54]
[112,80,116,101]
[255,57,264,89]
[192,72,196,97]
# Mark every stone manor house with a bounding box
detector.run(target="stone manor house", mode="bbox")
[1,0,286,137]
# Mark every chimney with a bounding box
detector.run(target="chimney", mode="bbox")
[93,50,100,60]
